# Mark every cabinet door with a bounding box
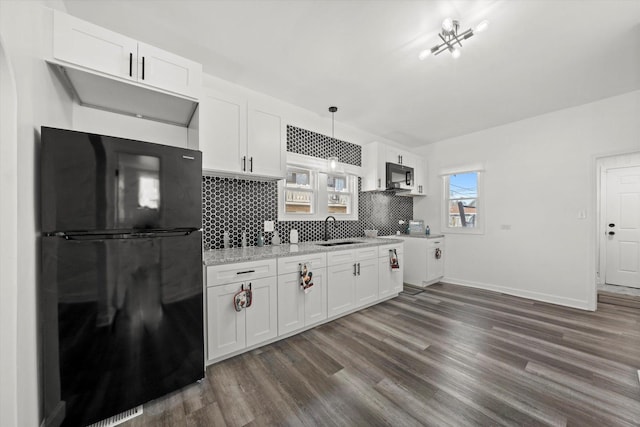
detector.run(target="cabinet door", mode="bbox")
[246,277,278,347]
[247,105,285,178]
[277,273,305,335]
[356,258,379,307]
[207,282,246,361]
[361,142,386,192]
[137,42,202,98]
[427,240,445,283]
[305,268,327,326]
[53,10,138,81]
[327,263,357,318]
[411,155,426,196]
[200,89,246,174]
[378,257,393,298]
[391,250,404,293]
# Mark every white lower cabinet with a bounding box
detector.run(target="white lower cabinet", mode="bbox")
[206,282,246,360]
[206,243,403,364]
[379,244,404,298]
[245,277,278,347]
[355,258,379,307]
[328,248,380,318]
[327,262,357,318]
[206,261,277,362]
[277,268,327,335]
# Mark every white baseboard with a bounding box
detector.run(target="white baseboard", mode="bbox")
[442,277,593,311]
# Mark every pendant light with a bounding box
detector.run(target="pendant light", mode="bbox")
[327,106,339,172]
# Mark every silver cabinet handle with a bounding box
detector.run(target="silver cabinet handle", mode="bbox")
[357,262,360,276]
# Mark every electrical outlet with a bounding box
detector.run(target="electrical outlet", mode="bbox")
[264,220,274,232]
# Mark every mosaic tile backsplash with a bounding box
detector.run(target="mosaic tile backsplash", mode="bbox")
[202,125,412,249]
[287,125,361,166]
[202,177,413,249]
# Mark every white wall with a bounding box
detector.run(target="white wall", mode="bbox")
[0,1,73,426]
[414,90,640,310]
[0,31,20,427]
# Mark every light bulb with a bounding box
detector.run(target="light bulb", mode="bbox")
[442,18,454,32]
[418,49,430,60]
[475,20,489,33]
[328,156,339,171]
[451,48,461,59]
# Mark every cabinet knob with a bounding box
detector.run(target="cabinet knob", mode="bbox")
[608,231,615,236]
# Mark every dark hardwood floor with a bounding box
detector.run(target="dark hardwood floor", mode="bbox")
[123,283,640,427]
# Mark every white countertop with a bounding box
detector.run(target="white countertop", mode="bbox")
[203,237,404,266]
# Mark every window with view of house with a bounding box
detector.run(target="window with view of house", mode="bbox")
[443,171,483,233]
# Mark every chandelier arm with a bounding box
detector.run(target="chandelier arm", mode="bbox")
[438,34,455,51]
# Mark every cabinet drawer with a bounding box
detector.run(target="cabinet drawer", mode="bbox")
[356,247,379,261]
[278,252,327,274]
[327,250,355,265]
[207,259,277,287]
[428,239,444,247]
[378,244,404,257]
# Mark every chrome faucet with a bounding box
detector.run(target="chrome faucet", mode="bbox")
[324,215,337,241]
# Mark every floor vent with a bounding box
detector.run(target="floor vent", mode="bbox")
[87,405,143,427]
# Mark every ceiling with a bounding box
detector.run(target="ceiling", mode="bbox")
[63,0,640,147]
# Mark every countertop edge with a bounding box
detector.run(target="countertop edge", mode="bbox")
[203,238,405,266]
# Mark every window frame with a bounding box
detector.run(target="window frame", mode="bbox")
[441,170,484,235]
[278,163,359,222]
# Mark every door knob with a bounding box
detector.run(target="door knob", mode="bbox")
[608,231,615,236]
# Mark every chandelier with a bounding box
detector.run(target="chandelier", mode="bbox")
[419,18,488,59]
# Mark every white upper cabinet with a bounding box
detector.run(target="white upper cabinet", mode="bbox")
[53,11,138,81]
[200,89,246,174]
[247,105,286,178]
[361,141,426,195]
[200,88,285,180]
[136,42,201,99]
[361,141,386,191]
[51,10,202,126]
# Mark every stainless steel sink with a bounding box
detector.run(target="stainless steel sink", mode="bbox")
[315,241,362,247]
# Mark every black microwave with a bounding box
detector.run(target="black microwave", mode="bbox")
[385,162,413,191]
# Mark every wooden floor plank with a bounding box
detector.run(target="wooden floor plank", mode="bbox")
[122,283,640,427]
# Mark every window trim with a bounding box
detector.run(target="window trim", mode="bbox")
[278,160,359,222]
[441,170,484,235]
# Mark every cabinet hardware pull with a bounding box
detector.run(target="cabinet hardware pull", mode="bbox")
[142,56,145,80]
[236,270,256,275]
[405,171,412,185]
[129,53,133,77]
[357,262,360,275]
[353,263,357,276]
[250,157,253,172]
[398,155,401,164]
[378,178,381,188]
[242,156,246,171]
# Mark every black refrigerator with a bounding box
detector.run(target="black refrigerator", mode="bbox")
[40,127,204,427]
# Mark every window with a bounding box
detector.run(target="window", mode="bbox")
[443,171,482,233]
[278,165,358,221]
[284,167,314,214]
[327,174,353,215]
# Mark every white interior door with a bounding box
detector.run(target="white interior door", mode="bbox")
[605,166,640,288]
